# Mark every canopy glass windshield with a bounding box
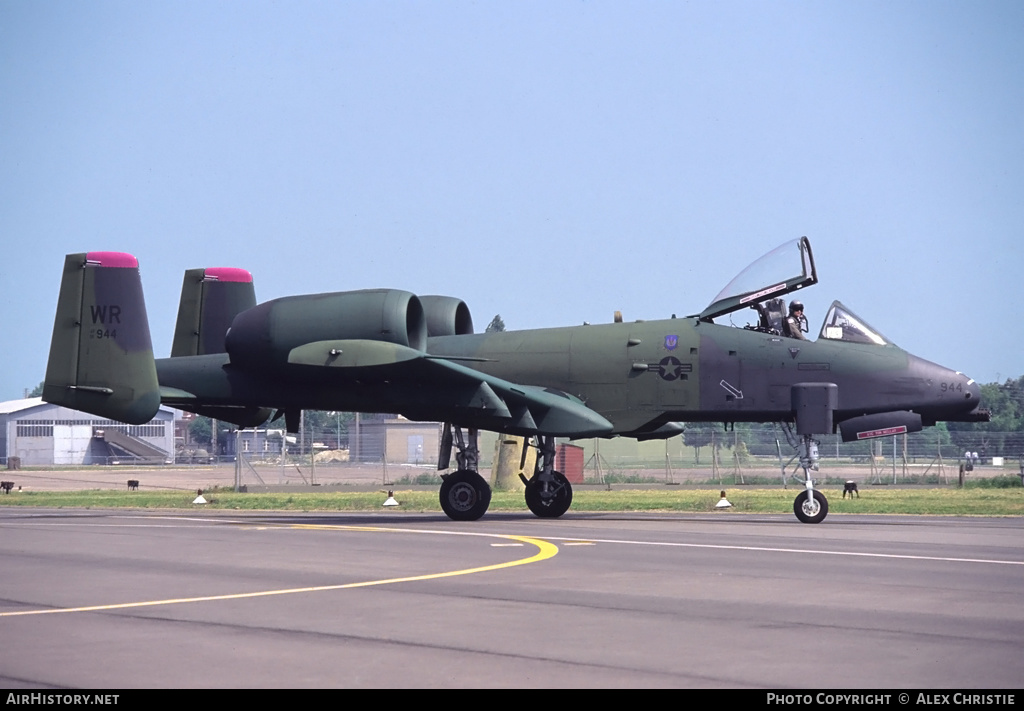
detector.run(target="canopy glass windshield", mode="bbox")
[818,301,890,346]
[698,237,817,321]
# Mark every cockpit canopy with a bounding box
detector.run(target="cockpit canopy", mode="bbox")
[818,301,890,345]
[697,237,816,321]
[695,237,892,346]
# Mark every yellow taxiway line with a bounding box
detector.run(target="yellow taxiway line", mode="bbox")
[0,522,559,618]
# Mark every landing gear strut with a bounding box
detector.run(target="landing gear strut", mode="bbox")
[437,424,491,521]
[780,425,829,524]
[435,429,574,520]
[520,436,573,518]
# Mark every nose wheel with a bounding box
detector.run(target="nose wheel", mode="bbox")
[793,489,828,524]
[778,425,831,524]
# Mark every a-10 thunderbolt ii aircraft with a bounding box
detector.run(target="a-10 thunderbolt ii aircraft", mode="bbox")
[43,237,988,523]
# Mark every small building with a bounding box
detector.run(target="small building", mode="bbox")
[221,428,284,459]
[0,398,176,466]
[356,415,441,465]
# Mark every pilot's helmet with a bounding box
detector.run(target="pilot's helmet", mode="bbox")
[789,300,804,314]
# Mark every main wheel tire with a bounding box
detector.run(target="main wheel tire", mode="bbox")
[793,489,828,524]
[524,471,573,518]
[439,469,491,521]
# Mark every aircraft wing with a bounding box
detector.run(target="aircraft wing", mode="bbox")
[285,339,614,437]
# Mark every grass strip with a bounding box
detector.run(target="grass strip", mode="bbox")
[0,486,1021,516]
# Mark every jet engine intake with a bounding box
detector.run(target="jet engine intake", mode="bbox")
[419,295,474,337]
[837,411,923,442]
[225,289,427,370]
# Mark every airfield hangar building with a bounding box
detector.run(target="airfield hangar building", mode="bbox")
[0,398,176,467]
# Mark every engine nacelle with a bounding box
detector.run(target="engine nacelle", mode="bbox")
[419,295,474,337]
[225,289,426,370]
[837,411,923,442]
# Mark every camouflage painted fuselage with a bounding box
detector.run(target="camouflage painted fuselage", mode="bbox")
[155,315,981,438]
[426,318,979,435]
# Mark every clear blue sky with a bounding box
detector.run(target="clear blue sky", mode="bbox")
[2,0,1021,401]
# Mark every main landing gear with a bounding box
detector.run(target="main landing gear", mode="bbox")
[436,427,573,521]
[437,425,491,521]
[780,424,829,524]
[520,435,573,518]
[439,469,491,521]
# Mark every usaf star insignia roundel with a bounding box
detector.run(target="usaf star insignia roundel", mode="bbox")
[658,356,683,381]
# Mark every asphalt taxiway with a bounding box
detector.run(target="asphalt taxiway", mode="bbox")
[1,509,1022,688]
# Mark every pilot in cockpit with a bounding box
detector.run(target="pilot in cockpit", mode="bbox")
[785,300,808,340]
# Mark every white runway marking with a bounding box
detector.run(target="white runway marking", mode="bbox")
[537,535,1024,566]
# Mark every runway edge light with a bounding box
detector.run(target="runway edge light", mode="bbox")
[383,490,399,507]
[715,490,732,509]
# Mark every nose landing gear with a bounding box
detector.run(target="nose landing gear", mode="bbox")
[794,486,829,524]
[780,423,830,524]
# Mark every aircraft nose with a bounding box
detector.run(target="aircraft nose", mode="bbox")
[907,353,981,419]
[964,375,981,403]
[950,370,981,408]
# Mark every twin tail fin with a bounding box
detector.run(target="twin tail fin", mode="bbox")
[43,252,160,424]
[171,267,255,357]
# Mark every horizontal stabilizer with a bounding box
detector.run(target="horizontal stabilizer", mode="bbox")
[43,252,160,424]
[157,385,272,429]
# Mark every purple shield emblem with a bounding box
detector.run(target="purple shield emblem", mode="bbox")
[664,335,678,351]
